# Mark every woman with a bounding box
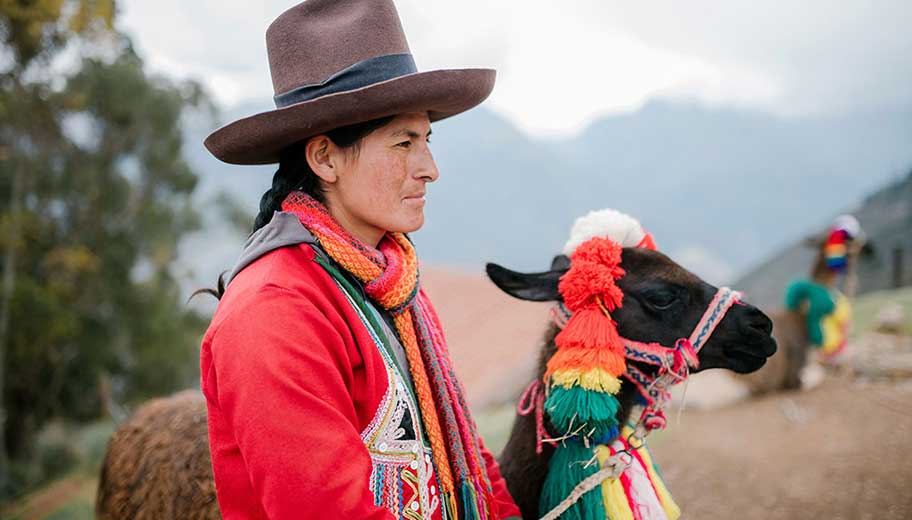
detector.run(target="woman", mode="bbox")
[199,1,521,519]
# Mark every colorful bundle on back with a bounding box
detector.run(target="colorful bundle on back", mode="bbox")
[820,293,851,358]
[540,209,652,520]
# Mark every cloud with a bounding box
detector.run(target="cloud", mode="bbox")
[583,0,912,116]
[475,2,783,135]
[117,0,912,136]
[669,245,736,286]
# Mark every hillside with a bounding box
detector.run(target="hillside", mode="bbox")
[734,170,912,310]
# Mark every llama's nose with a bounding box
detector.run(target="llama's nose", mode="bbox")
[742,307,773,336]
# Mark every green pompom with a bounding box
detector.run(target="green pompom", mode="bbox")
[545,385,621,440]
[540,441,606,520]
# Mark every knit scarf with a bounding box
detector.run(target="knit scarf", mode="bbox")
[281,191,495,520]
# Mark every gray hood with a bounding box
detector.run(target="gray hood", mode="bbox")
[225,210,416,391]
[225,211,317,285]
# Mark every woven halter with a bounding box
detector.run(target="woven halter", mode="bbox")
[519,286,742,453]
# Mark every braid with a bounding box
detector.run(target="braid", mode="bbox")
[252,144,313,233]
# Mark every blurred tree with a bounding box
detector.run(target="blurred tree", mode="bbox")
[0,1,212,495]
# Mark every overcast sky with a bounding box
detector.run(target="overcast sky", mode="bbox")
[118,0,911,137]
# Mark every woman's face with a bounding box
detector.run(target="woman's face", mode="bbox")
[319,112,438,246]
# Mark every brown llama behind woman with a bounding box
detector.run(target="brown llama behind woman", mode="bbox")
[96,390,220,520]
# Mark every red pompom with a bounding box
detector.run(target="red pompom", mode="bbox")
[558,237,625,312]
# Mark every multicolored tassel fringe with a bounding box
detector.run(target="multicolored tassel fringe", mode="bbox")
[540,440,607,520]
[540,236,628,518]
[593,428,681,520]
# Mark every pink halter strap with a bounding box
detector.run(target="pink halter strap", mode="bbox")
[516,379,551,454]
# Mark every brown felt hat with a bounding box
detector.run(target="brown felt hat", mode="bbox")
[204,0,496,165]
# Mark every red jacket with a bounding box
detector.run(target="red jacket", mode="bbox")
[200,216,520,519]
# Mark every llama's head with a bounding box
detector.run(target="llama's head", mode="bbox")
[486,209,776,375]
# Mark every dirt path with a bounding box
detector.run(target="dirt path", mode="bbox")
[650,375,912,519]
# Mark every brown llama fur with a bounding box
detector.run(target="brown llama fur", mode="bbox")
[96,390,220,520]
[738,309,810,394]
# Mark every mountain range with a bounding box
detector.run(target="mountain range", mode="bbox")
[177,98,912,304]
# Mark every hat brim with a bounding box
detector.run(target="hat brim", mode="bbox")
[204,68,495,165]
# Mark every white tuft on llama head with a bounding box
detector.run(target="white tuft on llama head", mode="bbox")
[832,214,863,241]
[561,208,652,255]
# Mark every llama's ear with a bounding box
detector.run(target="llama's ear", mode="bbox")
[485,262,564,302]
[550,254,571,271]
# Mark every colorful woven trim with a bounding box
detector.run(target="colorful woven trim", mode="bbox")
[281,192,494,520]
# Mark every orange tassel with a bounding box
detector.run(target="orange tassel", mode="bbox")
[555,306,624,352]
[545,346,627,378]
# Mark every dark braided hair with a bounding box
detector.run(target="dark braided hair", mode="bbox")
[253,115,396,232]
[192,115,395,301]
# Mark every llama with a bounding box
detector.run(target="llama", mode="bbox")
[96,390,220,520]
[740,215,869,394]
[489,209,777,519]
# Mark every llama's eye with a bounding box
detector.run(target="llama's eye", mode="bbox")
[644,290,677,310]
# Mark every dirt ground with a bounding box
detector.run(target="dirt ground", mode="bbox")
[650,374,912,519]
